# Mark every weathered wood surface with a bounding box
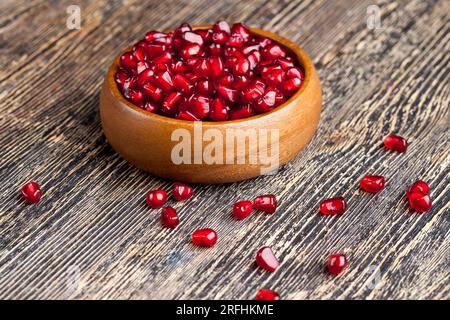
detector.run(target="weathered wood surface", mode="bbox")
[0,0,449,300]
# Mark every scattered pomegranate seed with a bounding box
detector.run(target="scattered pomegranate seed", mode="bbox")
[408,192,432,213]
[253,194,277,213]
[21,181,41,204]
[384,134,408,153]
[146,189,167,208]
[360,175,385,193]
[319,197,347,215]
[327,253,347,276]
[161,206,179,229]
[406,180,430,197]
[114,22,304,120]
[255,246,279,272]
[256,289,279,300]
[192,228,218,247]
[232,200,253,220]
[173,182,193,201]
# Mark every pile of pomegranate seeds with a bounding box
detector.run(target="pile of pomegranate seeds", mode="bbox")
[21,181,41,204]
[114,21,304,120]
[360,175,385,193]
[255,289,280,300]
[327,253,347,276]
[255,246,279,272]
[406,180,432,213]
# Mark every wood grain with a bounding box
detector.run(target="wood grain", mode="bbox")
[0,0,449,299]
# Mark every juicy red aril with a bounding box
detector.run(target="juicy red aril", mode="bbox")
[384,134,408,153]
[146,189,167,209]
[319,197,347,215]
[408,192,432,213]
[253,194,277,213]
[115,22,304,120]
[406,180,430,197]
[161,206,179,229]
[21,181,41,204]
[327,254,347,275]
[256,246,279,272]
[256,289,279,300]
[192,228,218,247]
[173,182,193,201]
[232,200,253,220]
[360,175,385,193]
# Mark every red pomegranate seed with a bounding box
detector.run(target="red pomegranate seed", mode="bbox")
[233,75,250,90]
[153,70,173,91]
[161,206,179,229]
[192,228,218,247]
[173,182,193,201]
[193,58,212,77]
[209,43,223,55]
[230,105,255,120]
[319,197,347,215]
[137,68,155,87]
[282,77,302,95]
[277,57,295,69]
[176,22,192,34]
[142,82,163,102]
[226,34,244,48]
[146,189,167,209]
[197,29,212,43]
[242,44,261,55]
[256,289,279,300]
[253,195,277,213]
[192,95,211,118]
[153,51,172,64]
[327,253,347,275]
[119,52,137,70]
[216,85,240,104]
[232,200,253,220]
[384,134,408,153]
[195,78,213,95]
[161,91,182,115]
[182,31,204,45]
[210,98,229,121]
[172,73,193,95]
[21,181,41,204]
[213,20,230,34]
[406,180,430,197]
[145,31,166,42]
[215,73,234,86]
[255,89,277,113]
[231,56,250,75]
[360,175,385,193]
[262,44,286,60]
[126,89,145,105]
[255,246,279,272]
[143,101,158,113]
[171,60,188,73]
[242,80,265,102]
[212,31,229,44]
[285,67,303,80]
[177,110,200,121]
[231,22,250,42]
[145,43,166,59]
[209,56,224,77]
[265,68,284,87]
[247,51,261,70]
[181,43,203,59]
[408,192,432,213]
[133,46,147,61]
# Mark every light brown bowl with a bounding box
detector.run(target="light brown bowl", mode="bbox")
[100,26,321,184]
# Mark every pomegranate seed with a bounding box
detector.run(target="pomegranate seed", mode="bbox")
[172,73,193,95]
[406,180,430,197]
[143,101,158,113]
[231,22,250,42]
[216,85,240,104]
[126,89,145,105]
[21,181,41,204]
[145,31,166,42]
[408,192,432,213]
[277,57,295,69]
[233,75,250,90]
[195,78,213,95]
[226,34,244,48]
[177,110,200,121]
[232,200,253,220]
[242,44,261,55]
[327,254,347,275]
[176,22,192,34]
[161,206,179,229]
[192,95,210,118]
[173,182,193,201]
[265,69,284,87]
[153,70,173,91]
[319,197,347,215]
[208,43,223,55]
[135,61,150,74]
[258,37,272,48]
[256,289,279,300]
[360,175,385,193]
[192,228,218,247]
[384,134,408,153]
[145,43,166,59]
[193,58,212,77]
[181,43,203,59]
[210,98,229,121]
[262,44,286,60]
[255,246,279,272]
[253,194,277,213]
[182,31,204,45]
[209,56,224,77]
[137,68,155,87]
[285,66,304,80]
[213,20,230,34]
[115,70,131,91]
[255,89,277,113]
[230,56,250,75]
[161,91,182,115]
[171,60,188,73]
[212,31,229,44]
[247,51,261,70]
[142,82,163,102]
[120,52,137,70]
[242,80,265,102]
[260,63,281,78]
[146,189,167,209]
[282,77,302,95]
[153,51,172,64]
[133,46,147,61]
[215,73,234,86]
[197,29,213,43]
[230,105,254,120]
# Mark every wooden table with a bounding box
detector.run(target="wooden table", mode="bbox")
[0,0,448,300]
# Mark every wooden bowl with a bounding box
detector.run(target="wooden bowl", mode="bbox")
[100,26,321,184]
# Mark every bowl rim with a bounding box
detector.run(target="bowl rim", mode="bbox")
[106,25,314,127]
